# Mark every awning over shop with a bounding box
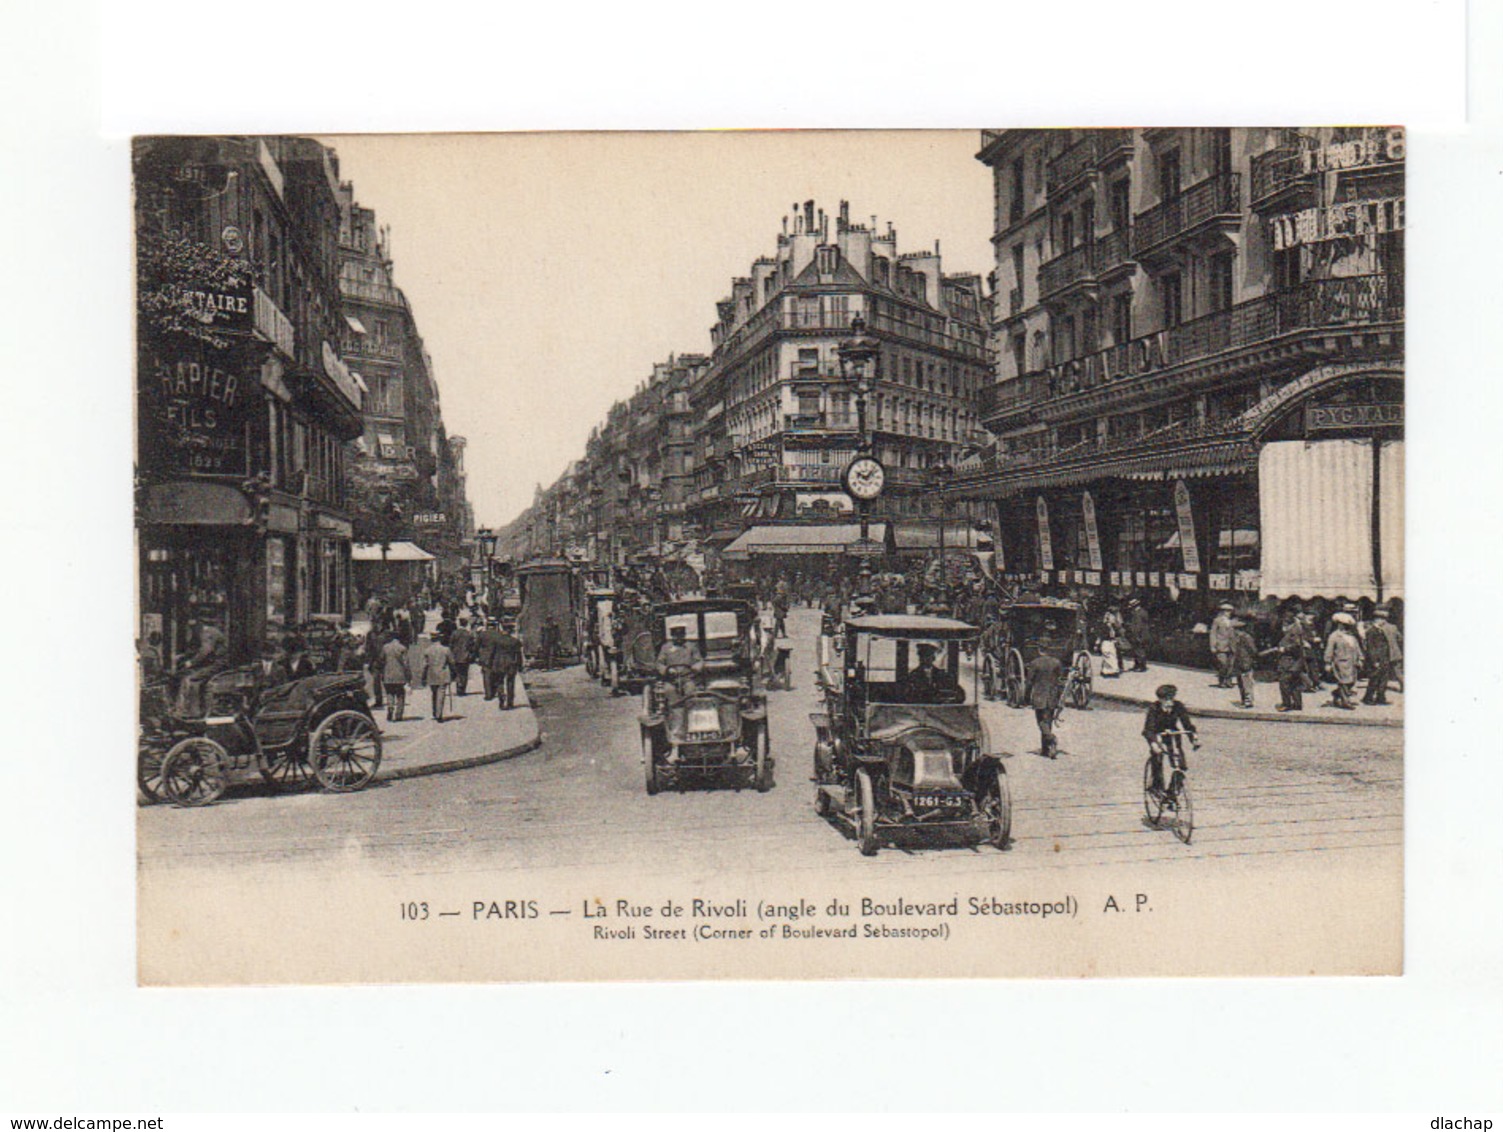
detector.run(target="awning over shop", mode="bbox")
[345,314,368,335]
[351,541,436,563]
[1258,439,1379,599]
[892,521,994,552]
[703,528,744,547]
[722,523,890,559]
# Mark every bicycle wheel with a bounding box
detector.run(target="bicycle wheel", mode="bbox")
[1170,771,1194,844]
[1142,757,1164,826]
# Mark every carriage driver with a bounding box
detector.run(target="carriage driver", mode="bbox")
[656,623,705,695]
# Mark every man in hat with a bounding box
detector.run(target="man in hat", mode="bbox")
[492,621,524,710]
[1272,611,1307,712]
[1026,646,1064,758]
[899,642,957,705]
[1362,606,1402,705]
[656,623,704,701]
[1209,602,1237,688]
[449,615,475,696]
[1230,616,1259,709]
[1324,613,1363,710]
[1126,599,1152,672]
[473,617,504,701]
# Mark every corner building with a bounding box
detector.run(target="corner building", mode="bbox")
[967,128,1403,660]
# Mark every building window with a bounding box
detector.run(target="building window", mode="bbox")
[1210,127,1233,178]
[1158,149,1182,203]
[1160,273,1183,329]
[1009,156,1024,223]
[1060,212,1075,252]
[1081,198,1095,246]
[1011,244,1025,295]
[1209,253,1235,313]
[1111,293,1132,344]
[1109,179,1130,235]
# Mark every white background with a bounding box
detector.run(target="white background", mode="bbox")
[3,0,1501,1113]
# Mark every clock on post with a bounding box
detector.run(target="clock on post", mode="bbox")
[842,455,886,501]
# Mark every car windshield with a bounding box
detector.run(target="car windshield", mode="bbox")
[703,611,739,641]
[856,634,973,704]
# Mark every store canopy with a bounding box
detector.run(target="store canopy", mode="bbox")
[352,541,436,562]
[345,314,367,335]
[892,521,994,552]
[722,523,889,559]
[703,528,744,547]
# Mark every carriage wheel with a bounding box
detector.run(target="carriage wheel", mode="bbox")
[1004,649,1027,708]
[981,771,1012,850]
[259,740,318,791]
[643,731,663,795]
[753,723,773,793]
[138,741,169,803]
[309,710,383,792]
[608,656,620,693]
[584,646,599,679]
[855,768,879,856]
[161,737,228,807]
[1070,651,1094,708]
[981,656,998,701]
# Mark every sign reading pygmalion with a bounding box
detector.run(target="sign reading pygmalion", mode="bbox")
[1306,403,1403,431]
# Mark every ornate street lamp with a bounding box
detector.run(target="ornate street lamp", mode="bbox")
[837,314,884,594]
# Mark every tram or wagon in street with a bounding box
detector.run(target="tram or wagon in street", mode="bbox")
[138,667,382,807]
[980,598,1093,710]
[811,615,1011,856]
[639,598,771,794]
[514,557,584,667]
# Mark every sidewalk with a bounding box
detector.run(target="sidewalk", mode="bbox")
[1090,660,1403,728]
[352,614,542,780]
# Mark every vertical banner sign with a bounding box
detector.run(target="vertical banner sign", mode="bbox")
[1173,479,1201,574]
[1082,491,1104,572]
[1036,496,1055,572]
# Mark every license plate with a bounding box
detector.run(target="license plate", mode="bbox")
[687,708,720,733]
[915,793,966,811]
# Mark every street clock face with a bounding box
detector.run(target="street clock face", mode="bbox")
[843,456,886,500]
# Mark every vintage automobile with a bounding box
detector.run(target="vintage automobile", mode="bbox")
[811,615,1011,856]
[639,598,771,794]
[138,665,382,807]
[605,591,659,694]
[979,598,1093,710]
[580,588,616,680]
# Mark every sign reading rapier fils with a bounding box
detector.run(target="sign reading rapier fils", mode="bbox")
[139,340,252,478]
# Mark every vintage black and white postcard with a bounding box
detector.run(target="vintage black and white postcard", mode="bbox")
[134,128,1404,983]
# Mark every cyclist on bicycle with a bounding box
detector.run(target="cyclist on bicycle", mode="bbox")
[1143,683,1199,794]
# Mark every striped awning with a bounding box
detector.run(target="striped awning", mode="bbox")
[722,523,889,559]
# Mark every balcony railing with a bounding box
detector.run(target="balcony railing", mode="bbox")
[253,287,295,358]
[1037,229,1134,301]
[784,412,858,432]
[1131,172,1242,259]
[341,336,403,361]
[1250,141,1314,208]
[339,277,408,308]
[1046,129,1135,194]
[983,271,1403,418]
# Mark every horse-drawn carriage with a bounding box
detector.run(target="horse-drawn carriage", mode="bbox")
[979,599,1094,710]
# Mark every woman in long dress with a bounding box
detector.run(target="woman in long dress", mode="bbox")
[1099,606,1122,678]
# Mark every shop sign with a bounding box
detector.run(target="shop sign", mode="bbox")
[1134,571,1147,587]
[1037,570,1050,584]
[164,279,252,333]
[140,343,253,478]
[413,512,449,525]
[373,461,419,480]
[1306,403,1403,431]
[1235,570,1261,592]
[1109,571,1120,585]
[141,481,250,525]
[267,503,299,533]
[1299,128,1404,174]
[1269,197,1404,250]
[1084,571,1100,586]
[1081,492,1104,572]
[1148,572,1162,587]
[1179,573,1199,590]
[1208,573,1232,590]
[1173,480,1201,575]
[1035,496,1054,572]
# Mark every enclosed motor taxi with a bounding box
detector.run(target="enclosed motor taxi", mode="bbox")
[639,598,771,794]
[812,615,1011,856]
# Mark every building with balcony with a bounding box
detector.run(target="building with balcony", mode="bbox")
[970,128,1403,653]
[336,183,471,594]
[135,135,364,666]
[685,199,992,562]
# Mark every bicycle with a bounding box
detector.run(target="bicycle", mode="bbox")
[1142,728,1197,844]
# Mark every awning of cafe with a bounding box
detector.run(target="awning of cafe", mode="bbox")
[722,523,890,560]
[892,520,994,552]
[351,541,436,563]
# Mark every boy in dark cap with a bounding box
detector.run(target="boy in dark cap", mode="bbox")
[1143,684,1198,794]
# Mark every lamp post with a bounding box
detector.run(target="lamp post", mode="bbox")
[932,461,956,614]
[837,314,882,595]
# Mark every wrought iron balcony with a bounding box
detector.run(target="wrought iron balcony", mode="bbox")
[1131,172,1242,260]
[1046,129,1135,194]
[784,412,858,433]
[1038,229,1134,301]
[1249,140,1314,210]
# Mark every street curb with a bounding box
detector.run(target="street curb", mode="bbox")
[377,713,543,782]
[1089,686,1403,728]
